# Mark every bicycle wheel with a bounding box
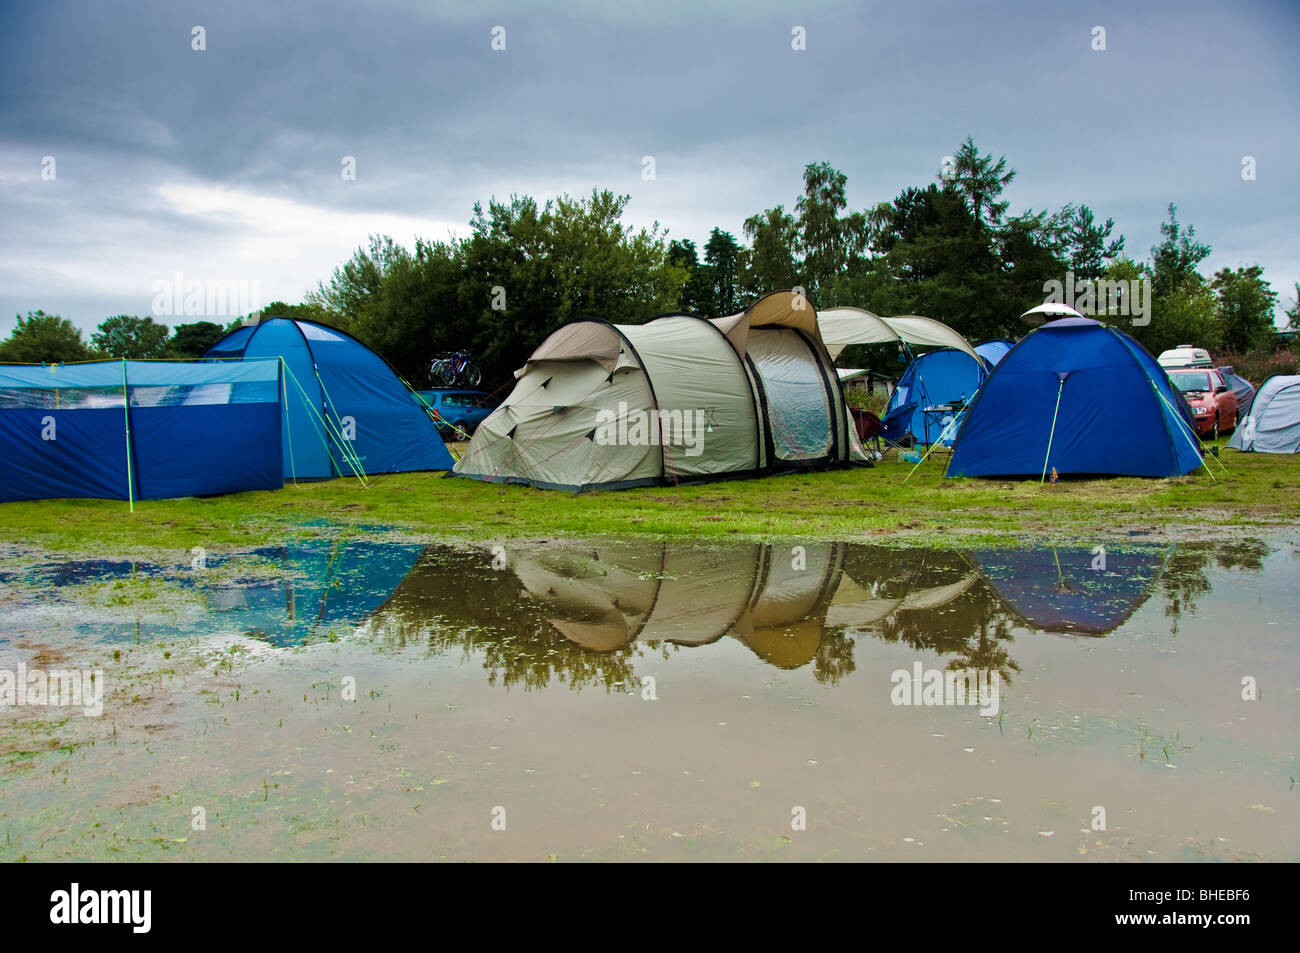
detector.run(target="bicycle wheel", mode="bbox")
[464,363,481,387]
[436,363,456,388]
[429,359,446,385]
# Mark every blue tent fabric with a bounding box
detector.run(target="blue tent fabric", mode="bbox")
[975,339,1015,369]
[973,544,1167,634]
[1215,366,1256,417]
[947,318,1203,478]
[882,348,985,445]
[0,360,282,502]
[205,318,453,478]
[205,540,427,646]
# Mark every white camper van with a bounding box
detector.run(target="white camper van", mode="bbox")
[1157,345,1213,369]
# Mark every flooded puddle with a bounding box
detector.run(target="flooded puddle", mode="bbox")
[1,534,1296,861]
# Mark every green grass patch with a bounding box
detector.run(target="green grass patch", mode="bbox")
[0,440,1295,556]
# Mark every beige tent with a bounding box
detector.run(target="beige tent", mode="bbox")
[817,306,980,363]
[508,540,978,669]
[454,291,854,490]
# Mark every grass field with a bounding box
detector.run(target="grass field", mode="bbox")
[1,439,1295,557]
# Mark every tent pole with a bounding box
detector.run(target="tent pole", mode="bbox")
[1149,382,1220,480]
[1040,378,1065,485]
[281,357,297,485]
[1106,327,1219,480]
[903,408,963,483]
[120,358,135,513]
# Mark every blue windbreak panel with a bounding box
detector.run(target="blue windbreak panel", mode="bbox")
[884,349,985,444]
[132,403,281,499]
[0,408,131,501]
[209,540,426,646]
[948,321,1203,478]
[240,320,334,479]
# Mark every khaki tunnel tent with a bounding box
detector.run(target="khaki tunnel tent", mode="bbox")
[816,307,980,363]
[453,291,853,490]
[504,540,978,669]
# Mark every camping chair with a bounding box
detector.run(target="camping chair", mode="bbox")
[851,408,886,454]
[879,401,917,447]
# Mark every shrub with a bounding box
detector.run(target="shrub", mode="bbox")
[1215,348,1298,386]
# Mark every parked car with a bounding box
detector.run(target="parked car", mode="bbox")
[1214,365,1257,417]
[1157,345,1213,369]
[412,389,500,438]
[1167,368,1238,439]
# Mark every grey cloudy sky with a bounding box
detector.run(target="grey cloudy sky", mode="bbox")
[2,0,1297,336]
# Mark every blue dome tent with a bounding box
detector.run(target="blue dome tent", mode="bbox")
[972,543,1169,635]
[947,317,1204,479]
[974,339,1015,369]
[205,318,453,480]
[881,348,985,445]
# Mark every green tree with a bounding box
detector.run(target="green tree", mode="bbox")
[1054,204,1125,281]
[1147,281,1221,356]
[91,315,171,359]
[0,311,93,363]
[1212,265,1278,353]
[311,234,411,321]
[452,189,684,385]
[703,228,741,316]
[864,182,1012,341]
[796,161,869,293]
[1150,204,1211,302]
[741,206,799,297]
[667,239,715,315]
[947,137,1016,229]
[165,321,227,358]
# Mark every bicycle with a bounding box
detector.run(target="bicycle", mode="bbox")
[429,351,481,388]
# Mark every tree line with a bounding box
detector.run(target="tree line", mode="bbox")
[4,138,1296,387]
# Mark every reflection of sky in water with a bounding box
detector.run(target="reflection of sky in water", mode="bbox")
[0,536,1286,690]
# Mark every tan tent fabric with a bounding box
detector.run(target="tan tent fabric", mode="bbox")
[738,289,823,341]
[455,292,853,490]
[818,306,979,363]
[496,540,980,669]
[619,316,763,480]
[522,320,625,373]
[456,346,662,489]
[824,572,978,628]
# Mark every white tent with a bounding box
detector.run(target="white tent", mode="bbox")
[817,307,980,362]
[1226,375,1300,453]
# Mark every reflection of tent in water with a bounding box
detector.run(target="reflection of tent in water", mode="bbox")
[206,539,425,646]
[970,545,1169,635]
[510,541,978,669]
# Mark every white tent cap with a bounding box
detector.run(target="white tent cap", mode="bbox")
[1021,302,1085,325]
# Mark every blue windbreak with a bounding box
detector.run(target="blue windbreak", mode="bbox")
[0,360,282,502]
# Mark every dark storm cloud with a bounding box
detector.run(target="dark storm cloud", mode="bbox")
[1,0,1297,333]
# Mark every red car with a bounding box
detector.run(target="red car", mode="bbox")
[1168,368,1238,439]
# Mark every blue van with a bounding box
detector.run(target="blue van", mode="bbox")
[412,390,500,438]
